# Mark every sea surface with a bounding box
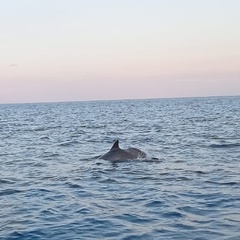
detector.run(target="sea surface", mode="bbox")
[0,96,240,240]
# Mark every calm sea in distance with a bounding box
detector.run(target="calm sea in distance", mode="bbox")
[0,96,240,239]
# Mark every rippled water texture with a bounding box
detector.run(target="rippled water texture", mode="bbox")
[1,96,240,239]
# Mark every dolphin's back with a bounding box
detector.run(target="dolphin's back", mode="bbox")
[100,140,146,161]
[100,148,135,160]
[126,147,147,158]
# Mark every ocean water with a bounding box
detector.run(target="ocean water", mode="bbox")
[0,96,240,240]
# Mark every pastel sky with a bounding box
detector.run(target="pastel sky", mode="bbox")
[1,0,240,103]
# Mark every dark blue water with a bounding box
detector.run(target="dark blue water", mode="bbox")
[1,96,240,239]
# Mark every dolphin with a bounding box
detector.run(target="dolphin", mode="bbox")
[100,140,147,160]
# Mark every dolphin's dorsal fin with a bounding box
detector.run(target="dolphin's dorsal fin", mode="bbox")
[111,140,119,150]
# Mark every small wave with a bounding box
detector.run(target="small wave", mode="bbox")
[34,127,47,132]
[209,143,240,148]
[173,160,186,163]
[194,170,209,174]
[0,179,15,184]
[99,177,120,184]
[205,180,238,186]
[185,170,210,175]
[177,206,212,216]
[145,200,165,208]
[33,162,48,167]
[33,125,61,132]
[162,211,183,218]
[0,153,9,156]
[34,188,52,194]
[0,189,22,196]
[58,140,80,147]
[176,176,191,181]
[76,207,91,214]
[115,213,153,224]
[65,182,83,189]
[39,136,50,140]
[36,152,60,159]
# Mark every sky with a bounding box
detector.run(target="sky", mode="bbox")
[1,0,240,103]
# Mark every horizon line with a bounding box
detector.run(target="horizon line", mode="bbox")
[0,94,239,106]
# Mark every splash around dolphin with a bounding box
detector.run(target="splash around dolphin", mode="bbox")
[100,140,147,161]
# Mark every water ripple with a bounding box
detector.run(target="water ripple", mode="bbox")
[1,97,240,239]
